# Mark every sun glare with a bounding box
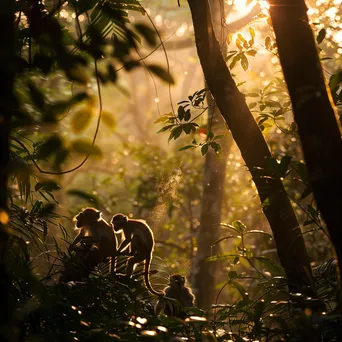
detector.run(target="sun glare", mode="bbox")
[225,0,269,23]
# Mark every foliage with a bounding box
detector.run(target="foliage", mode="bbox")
[3,0,342,341]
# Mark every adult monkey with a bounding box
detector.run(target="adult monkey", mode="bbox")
[111,213,163,296]
[70,208,117,273]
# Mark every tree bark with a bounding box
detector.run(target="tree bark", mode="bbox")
[268,0,342,283]
[192,0,232,309]
[0,0,15,334]
[187,0,317,297]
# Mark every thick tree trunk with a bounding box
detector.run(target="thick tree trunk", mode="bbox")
[187,0,317,297]
[192,0,232,309]
[0,0,15,334]
[268,0,342,284]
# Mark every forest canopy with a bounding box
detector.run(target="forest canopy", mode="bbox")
[0,0,342,341]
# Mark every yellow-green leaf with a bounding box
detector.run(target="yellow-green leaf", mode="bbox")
[246,49,257,57]
[101,111,116,129]
[249,27,255,39]
[72,139,102,157]
[241,54,249,71]
[227,33,233,45]
[71,107,93,133]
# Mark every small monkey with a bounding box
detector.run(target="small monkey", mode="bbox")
[70,208,117,271]
[111,213,163,296]
[155,274,195,318]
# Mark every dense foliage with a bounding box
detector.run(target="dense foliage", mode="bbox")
[1,0,342,341]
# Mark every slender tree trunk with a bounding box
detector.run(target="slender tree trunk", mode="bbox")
[192,105,232,308]
[187,0,317,297]
[268,0,342,285]
[192,0,233,309]
[0,0,15,335]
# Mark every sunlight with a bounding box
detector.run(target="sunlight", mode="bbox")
[225,0,269,19]
[225,0,269,25]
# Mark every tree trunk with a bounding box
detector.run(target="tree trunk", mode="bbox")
[192,0,232,309]
[0,0,15,335]
[268,0,342,284]
[187,0,317,297]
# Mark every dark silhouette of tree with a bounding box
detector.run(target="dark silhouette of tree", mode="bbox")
[0,0,15,337]
[187,0,317,297]
[269,0,342,287]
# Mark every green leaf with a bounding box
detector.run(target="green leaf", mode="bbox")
[168,126,183,141]
[249,102,257,109]
[279,155,292,177]
[184,109,191,121]
[246,49,257,57]
[35,136,63,160]
[316,28,326,44]
[35,181,61,192]
[249,27,255,39]
[229,53,241,69]
[71,107,93,133]
[182,123,193,134]
[213,134,225,141]
[244,230,272,239]
[179,145,195,151]
[211,235,240,246]
[72,139,102,156]
[254,256,285,276]
[101,111,116,129]
[219,223,241,233]
[233,220,246,233]
[291,160,308,184]
[240,54,249,71]
[329,71,342,91]
[207,131,214,140]
[210,142,221,153]
[178,106,185,121]
[148,64,175,84]
[135,24,156,46]
[154,114,173,123]
[201,144,209,156]
[237,33,247,44]
[227,32,233,45]
[157,124,175,133]
[231,281,249,301]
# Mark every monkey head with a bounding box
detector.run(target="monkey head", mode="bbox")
[111,213,128,232]
[170,274,186,289]
[74,208,101,228]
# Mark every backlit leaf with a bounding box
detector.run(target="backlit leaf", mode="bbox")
[71,107,93,133]
[72,139,102,156]
[101,111,116,129]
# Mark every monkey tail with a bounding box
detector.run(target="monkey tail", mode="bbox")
[144,256,164,296]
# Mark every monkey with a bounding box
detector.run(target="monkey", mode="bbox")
[155,274,195,318]
[70,208,117,273]
[111,213,163,296]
